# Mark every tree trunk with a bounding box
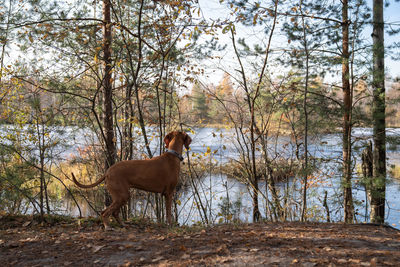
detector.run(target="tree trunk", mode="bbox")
[362,142,373,182]
[0,0,12,85]
[300,0,310,222]
[371,0,386,224]
[266,166,283,221]
[342,0,354,223]
[123,85,134,161]
[103,0,116,206]
[323,190,331,222]
[250,103,261,223]
[361,141,373,220]
[102,0,115,168]
[131,0,153,158]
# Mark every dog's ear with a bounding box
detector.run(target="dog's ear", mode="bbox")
[164,132,173,148]
[184,133,192,150]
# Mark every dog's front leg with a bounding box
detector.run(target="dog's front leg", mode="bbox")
[165,193,173,225]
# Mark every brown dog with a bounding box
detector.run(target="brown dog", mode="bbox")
[71,131,191,230]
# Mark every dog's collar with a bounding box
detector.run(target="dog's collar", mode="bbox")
[166,149,184,161]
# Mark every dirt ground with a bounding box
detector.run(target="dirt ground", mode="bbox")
[1,216,400,266]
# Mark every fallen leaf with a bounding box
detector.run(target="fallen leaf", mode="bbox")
[263,256,282,265]
[370,257,377,267]
[349,259,361,264]
[122,261,132,267]
[92,245,105,253]
[216,244,230,255]
[181,253,190,260]
[152,256,164,263]
[127,234,136,240]
[360,262,371,267]
[125,243,134,249]
[22,221,31,227]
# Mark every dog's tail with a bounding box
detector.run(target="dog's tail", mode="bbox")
[71,172,106,189]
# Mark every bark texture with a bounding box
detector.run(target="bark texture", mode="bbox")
[342,0,354,223]
[371,0,386,224]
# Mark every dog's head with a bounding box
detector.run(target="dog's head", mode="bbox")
[164,131,192,150]
[183,132,192,149]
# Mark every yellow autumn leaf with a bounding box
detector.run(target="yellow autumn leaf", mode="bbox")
[253,13,258,25]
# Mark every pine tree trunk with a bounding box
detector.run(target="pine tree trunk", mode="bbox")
[342,0,354,223]
[361,141,373,219]
[371,0,386,224]
[300,0,310,222]
[103,0,116,206]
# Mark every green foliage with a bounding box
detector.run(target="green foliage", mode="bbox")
[0,146,37,214]
[191,82,210,123]
[217,194,243,223]
[387,136,400,151]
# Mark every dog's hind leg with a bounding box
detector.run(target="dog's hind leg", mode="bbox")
[112,209,124,226]
[111,191,129,227]
[101,208,112,231]
[101,204,115,231]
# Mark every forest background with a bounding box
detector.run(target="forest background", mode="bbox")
[1,0,400,227]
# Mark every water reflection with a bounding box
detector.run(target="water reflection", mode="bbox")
[11,126,399,228]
